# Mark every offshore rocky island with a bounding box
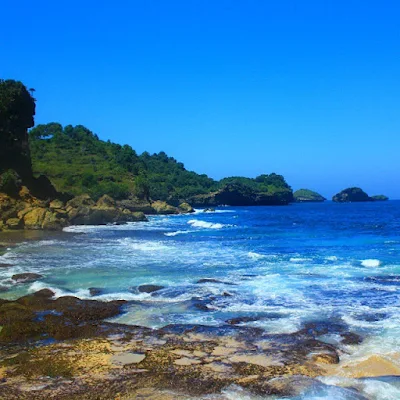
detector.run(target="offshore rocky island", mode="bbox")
[0,80,397,399]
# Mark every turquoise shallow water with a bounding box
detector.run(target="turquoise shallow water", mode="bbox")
[1,201,400,399]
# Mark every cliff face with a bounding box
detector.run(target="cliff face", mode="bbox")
[0,80,58,200]
[0,80,35,180]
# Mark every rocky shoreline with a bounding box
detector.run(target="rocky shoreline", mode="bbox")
[0,283,393,399]
[0,180,194,232]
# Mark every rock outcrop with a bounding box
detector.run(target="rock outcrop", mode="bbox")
[0,183,198,231]
[293,189,326,203]
[0,184,148,231]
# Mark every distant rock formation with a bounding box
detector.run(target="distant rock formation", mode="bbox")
[332,187,388,203]
[293,189,326,203]
[371,195,389,201]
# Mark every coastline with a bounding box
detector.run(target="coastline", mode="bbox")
[1,206,400,399]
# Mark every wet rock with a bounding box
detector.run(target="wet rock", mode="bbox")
[193,302,211,312]
[0,290,126,343]
[11,273,43,283]
[299,321,347,336]
[88,287,104,296]
[226,316,261,325]
[341,332,363,345]
[138,284,165,293]
[178,202,194,213]
[151,200,179,215]
[203,208,215,212]
[196,278,236,285]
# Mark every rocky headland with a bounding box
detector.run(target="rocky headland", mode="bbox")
[190,181,293,207]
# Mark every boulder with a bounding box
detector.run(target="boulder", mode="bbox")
[88,287,104,296]
[66,194,95,209]
[138,284,165,293]
[203,208,215,212]
[49,199,64,209]
[151,201,179,215]
[12,273,43,283]
[178,202,194,213]
[6,217,23,230]
[41,210,67,230]
[96,194,116,208]
[18,185,32,201]
[23,207,47,229]
[117,199,155,214]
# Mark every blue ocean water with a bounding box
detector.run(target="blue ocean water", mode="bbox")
[1,201,400,399]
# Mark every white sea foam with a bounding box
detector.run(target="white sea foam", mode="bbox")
[63,221,150,233]
[194,209,234,214]
[164,230,191,237]
[247,252,266,260]
[319,376,400,400]
[117,238,170,251]
[361,259,381,268]
[188,219,226,229]
[290,257,311,263]
[325,255,338,261]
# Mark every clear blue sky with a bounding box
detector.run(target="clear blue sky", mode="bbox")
[2,1,399,198]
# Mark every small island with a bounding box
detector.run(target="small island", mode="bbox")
[371,194,389,201]
[293,189,326,203]
[332,187,389,203]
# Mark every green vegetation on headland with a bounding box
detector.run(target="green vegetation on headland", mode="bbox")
[332,187,389,202]
[28,123,293,206]
[29,123,216,202]
[293,189,326,203]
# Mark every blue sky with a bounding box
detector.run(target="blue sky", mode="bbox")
[2,1,399,198]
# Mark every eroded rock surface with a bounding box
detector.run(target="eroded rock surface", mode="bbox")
[0,291,367,400]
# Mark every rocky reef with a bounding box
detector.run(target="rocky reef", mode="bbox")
[0,289,371,399]
[333,187,389,203]
[293,189,326,203]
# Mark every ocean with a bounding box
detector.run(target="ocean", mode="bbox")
[1,201,400,399]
